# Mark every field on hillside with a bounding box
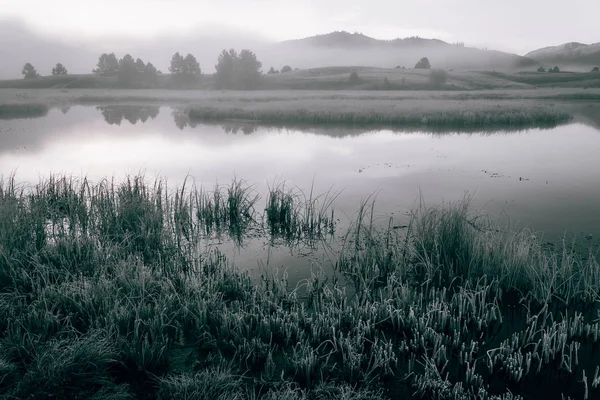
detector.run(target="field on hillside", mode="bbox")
[3,87,600,107]
[1,67,600,91]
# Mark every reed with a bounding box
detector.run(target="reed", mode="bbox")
[264,181,337,245]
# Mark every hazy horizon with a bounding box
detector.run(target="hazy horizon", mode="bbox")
[1,1,599,79]
[1,0,599,55]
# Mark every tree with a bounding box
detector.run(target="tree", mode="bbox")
[592,66,599,72]
[93,53,119,75]
[52,63,68,75]
[118,54,137,86]
[281,65,292,73]
[214,49,237,89]
[349,71,360,85]
[236,49,262,89]
[537,66,546,73]
[214,48,262,89]
[135,58,146,73]
[22,63,38,79]
[549,66,560,73]
[181,53,201,76]
[268,67,278,74]
[144,62,158,79]
[383,77,391,89]
[429,69,448,88]
[415,57,431,69]
[169,52,184,75]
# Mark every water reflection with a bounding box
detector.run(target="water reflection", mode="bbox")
[171,109,199,130]
[170,109,257,134]
[2,104,600,275]
[96,105,160,125]
[6,102,600,137]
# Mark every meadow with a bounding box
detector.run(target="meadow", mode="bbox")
[1,67,600,91]
[1,174,599,399]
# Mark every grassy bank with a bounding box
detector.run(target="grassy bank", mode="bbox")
[3,87,600,107]
[186,99,572,128]
[1,174,599,399]
[0,88,580,128]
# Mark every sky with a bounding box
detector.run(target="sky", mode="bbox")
[0,0,598,54]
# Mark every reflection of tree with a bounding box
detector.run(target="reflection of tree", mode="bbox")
[60,106,71,114]
[221,123,257,135]
[96,105,160,125]
[170,107,258,133]
[171,109,200,130]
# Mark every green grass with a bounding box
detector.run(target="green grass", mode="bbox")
[1,173,600,399]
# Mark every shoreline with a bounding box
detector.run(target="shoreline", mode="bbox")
[3,88,597,128]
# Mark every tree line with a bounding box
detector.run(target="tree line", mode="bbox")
[19,49,269,89]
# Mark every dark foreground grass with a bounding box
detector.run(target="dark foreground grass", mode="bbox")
[1,174,599,400]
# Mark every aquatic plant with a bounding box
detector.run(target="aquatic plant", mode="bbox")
[264,181,337,246]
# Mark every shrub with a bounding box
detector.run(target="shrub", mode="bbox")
[383,76,391,89]
[349,71,360,85]
[414,57,431,69]
[428,69,448,88]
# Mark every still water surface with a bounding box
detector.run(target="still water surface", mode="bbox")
[1,105,599,281]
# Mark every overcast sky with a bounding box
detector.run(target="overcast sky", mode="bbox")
[0,0,598,54]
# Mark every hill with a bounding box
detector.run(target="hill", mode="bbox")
[282,31,450,49]
[525,42,600,69]
[276,31,537,70]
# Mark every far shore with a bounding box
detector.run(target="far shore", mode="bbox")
[2,88,600,129]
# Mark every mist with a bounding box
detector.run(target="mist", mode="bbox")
[0,19,269,78]
[0,18,536,80]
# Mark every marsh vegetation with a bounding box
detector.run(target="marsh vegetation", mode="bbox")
[1,174,599,399]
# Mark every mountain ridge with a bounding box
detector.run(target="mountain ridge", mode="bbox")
[525,42,600,67]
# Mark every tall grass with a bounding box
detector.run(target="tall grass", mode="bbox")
[264,181,337,246]
[1,173,599,399]
[193,179,260,242]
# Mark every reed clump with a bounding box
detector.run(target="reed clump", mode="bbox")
[264,182,337,246]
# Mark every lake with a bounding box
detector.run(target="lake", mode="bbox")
[1,104,599,282]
